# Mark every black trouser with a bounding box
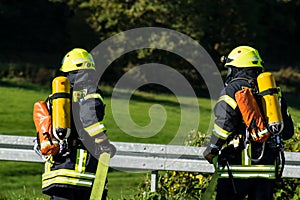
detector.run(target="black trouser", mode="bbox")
[49,187,108,200]
[216,178,275,200]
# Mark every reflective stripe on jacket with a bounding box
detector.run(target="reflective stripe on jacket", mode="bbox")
[42,149,96,191]
[76,90,107,137]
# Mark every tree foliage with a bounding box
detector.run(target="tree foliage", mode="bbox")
[43,0,300,92]
[52,0,300,67]
[1,0,300,87]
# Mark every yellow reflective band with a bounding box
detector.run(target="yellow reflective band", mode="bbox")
[217,165,276,179]
[84,122,106,137]
[217,95,237,110]
[218,173,276,179]
[44,157,53,172]
[42,168,95,188]
[42,177,93,189]
[75,149,87,173]
[42,169,95,181]
[218,165,276,171]
[84,93,104,103]
[213,124,231,140]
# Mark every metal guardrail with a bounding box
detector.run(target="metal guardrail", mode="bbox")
[1,135,300,191]
[0,135,213,172]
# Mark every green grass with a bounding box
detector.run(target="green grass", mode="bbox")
[0,161,46,200]
[0,83,47,136]
[107,170,147,200]
[0,79,300,199]
[105,88,214,144]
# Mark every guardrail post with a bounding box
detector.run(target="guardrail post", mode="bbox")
[150,170,158,192]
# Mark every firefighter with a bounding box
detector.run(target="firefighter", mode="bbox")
[203,46,294,200]
[42,48,115,200]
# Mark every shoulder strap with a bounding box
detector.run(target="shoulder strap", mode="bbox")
[229,76,254,85]
[229,76,258,94]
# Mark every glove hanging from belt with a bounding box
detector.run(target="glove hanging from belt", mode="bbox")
[94,132,116,158]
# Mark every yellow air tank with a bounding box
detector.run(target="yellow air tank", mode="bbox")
[257,72,284,135]
[52,76,71,141]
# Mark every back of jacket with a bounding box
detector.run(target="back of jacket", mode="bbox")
[213,68,294,179]
[42,80,106,195]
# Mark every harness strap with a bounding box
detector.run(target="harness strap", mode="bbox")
[50,92,71,100]
[259,88,279,96]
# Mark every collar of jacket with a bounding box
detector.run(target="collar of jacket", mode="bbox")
[232,68,262,79]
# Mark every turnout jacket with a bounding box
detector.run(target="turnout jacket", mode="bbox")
[212,69,294,179]
[42,81,106,195]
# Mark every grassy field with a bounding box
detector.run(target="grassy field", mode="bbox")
[0,79,299,199]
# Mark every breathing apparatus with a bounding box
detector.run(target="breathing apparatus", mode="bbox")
[257,72,284,135]
[51,76,71,151]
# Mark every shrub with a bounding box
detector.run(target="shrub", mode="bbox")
[134,130,212,200]
[274,129,300,200]
[273,67,300,93]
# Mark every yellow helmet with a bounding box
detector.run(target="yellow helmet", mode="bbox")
[222,46,263,68]
[60,48,95,72]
